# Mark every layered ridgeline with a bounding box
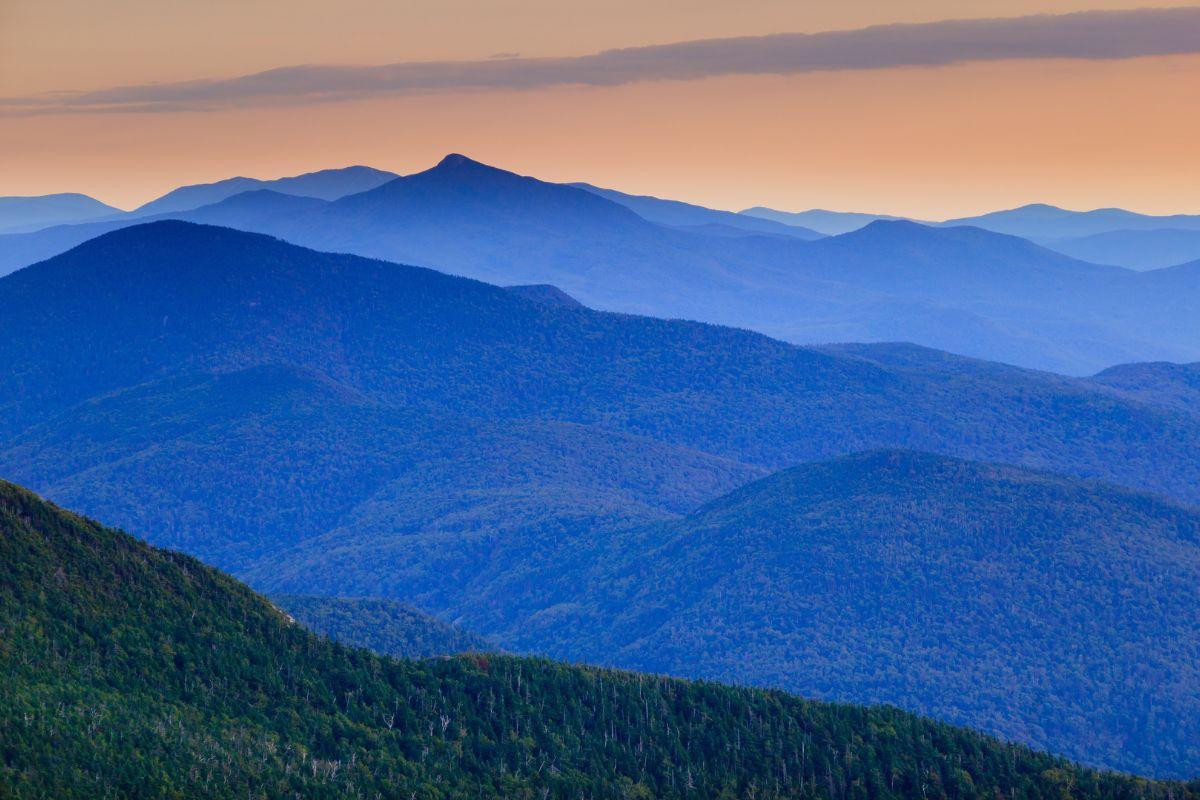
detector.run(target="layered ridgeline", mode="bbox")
[3,223,1200,566]
[933,205,1200,271]
[4,223,1200,775]
[10,482,1197,799]
[273,596,492,659]
[738,203,1200,269]
[5,156,1200,372]
[269,451,1200,776]
[131,164,399,216]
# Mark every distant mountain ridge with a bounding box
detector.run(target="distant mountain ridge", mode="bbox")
[942,202,1200,239]
[1043,228,1200,270]
[1091,360,1200,415]
[0,165,397,243]
[0,192,122,234]
[4,156,1200,374]
[132,164,399,215]
[742,201,1200,269]
[740,206,917,235]
[572,183,823,238]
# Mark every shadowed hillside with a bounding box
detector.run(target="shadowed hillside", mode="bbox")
[10,480,1195,798]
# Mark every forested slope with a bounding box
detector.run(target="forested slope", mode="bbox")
[253,451,1200,776]
[8,481,1195,798]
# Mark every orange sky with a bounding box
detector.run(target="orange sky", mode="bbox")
[3,1,1200,217]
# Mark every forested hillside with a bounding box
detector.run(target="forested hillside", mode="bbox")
[8,481,1195,798]
[252,450,1200,777]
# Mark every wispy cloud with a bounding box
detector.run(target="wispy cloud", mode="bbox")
[6,7,1200,115]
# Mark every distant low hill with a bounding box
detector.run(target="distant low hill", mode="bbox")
[572,183,823,238]
[940,203,1200,239]
[273,595,492,658]
[1043,228,1200,270]
[132,164,399,215]
[6,156,1200,372]
[0,166,397,245]
[739,206,916,235]
[0,192,120,234]
[1091,360,1200,415]
[12,480,1193,798]
[742,203,1200,270]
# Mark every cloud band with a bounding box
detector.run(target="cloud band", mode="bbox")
[5,7,1200,115]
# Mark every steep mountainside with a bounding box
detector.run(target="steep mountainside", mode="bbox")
[9,481,1192,798]
[4,156,1200,372]
[273,596,493,658]
[322,450,1197,777]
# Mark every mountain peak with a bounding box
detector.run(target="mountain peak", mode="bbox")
[435,153,488,170]
[844,218,934,239]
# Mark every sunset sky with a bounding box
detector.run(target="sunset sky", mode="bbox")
[3,0,1200,217]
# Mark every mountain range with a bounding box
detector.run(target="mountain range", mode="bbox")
[0,164,397,237]
[741,202,1200,269]
[9,478,1195,798]
[264,449,1197,776]
[1042,228,1200,270]
[3,221,1200,774]
[571,183,824,238]
[739,206,916,235]
[132,164,399,215]
[4,155,1200,373]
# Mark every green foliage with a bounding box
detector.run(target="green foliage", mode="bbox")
[3,480,1198,799]
[559,451,1200,777]
[251,451,1200,777]
[4,223,1200,778]
[273,595,492,659]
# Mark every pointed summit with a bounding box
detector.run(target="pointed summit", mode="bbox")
[436,153,478,168]
[427,153,508,177]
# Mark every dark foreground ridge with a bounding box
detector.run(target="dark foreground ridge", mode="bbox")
[3,479,1197,799]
